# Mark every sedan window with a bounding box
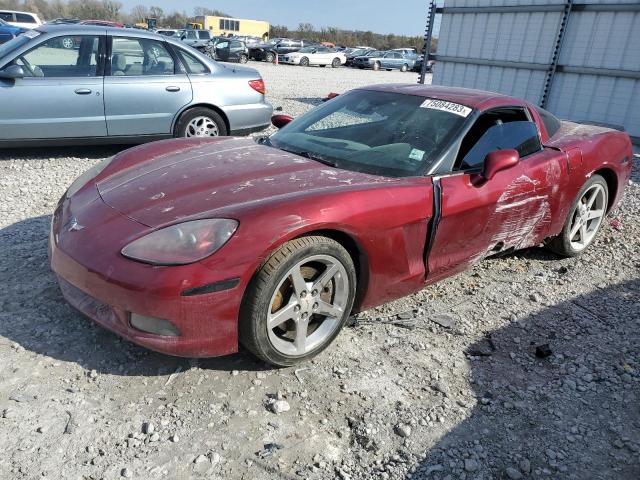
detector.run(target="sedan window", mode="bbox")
[0,12,13,21]
[111,37,174,76]
[16,13,36,23]
[270,89,468,177]
[12,36,99,77]
[175,48,208,74]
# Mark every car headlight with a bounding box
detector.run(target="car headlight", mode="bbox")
[121,219,238,265]
[66,157,112,198]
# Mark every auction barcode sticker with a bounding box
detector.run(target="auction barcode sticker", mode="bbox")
[420,99,472,117]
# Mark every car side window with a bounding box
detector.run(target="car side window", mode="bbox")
[455,108,537,170]
[0,12,13,21]
[16,13,36,23]
[13,36,100,78]
[187,31,196,39]
[458,121,542,171]
[175,48,208,74]
[111,37,174,76]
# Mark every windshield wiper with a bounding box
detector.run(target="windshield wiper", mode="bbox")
[285,148,337,167]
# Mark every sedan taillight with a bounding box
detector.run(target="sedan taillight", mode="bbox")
[249,79,266,94]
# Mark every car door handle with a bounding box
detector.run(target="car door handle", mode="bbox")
[74,88,92,95]
[166,86,181,92]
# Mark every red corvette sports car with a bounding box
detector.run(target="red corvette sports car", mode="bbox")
[50,84,633,366]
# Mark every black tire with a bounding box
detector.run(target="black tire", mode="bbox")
[400,63,408,72]
[331,57,341,68]
[239,236,357,367]
[546,174,608,257]
[239,54,248,64]
[265,52,275,63]
[174,107,228,138]
[319,64,326,68]
[300,57,310,67]
[373,61,381,71]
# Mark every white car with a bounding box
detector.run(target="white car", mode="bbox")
[279,46,346,68]
[0,10,42,29]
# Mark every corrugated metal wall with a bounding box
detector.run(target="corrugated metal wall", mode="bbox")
[431,0,640,140]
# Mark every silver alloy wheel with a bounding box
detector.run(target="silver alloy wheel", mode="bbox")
[569,183,606,251]
[62,37,74,49]
[185,116,219,137]
[267,255,349,356]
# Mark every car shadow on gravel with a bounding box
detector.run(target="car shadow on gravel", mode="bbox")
[0,145,132,161]
[284,97,325,107]
[0,215,269,377]
[409,279,639,479]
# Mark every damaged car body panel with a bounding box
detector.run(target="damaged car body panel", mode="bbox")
[50,84,634,363]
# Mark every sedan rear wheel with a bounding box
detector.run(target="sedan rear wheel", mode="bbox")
[61,37,74,49]
[175,107,228,138]
[400,63,408,72]
[546,174,608,257]
[373,61,381,71]
[331,57,341,68]
[239,236,356,366]
[239,54,248,64]
[265,52,275,63]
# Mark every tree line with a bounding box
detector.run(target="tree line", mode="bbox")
[0,0,437,51]
[0,1,231,27]
[271,23,437,52]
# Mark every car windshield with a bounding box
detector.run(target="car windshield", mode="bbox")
[0,34,32,59]
[269,89,470,177]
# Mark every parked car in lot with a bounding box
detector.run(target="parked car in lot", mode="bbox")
[0,25,272,146]
[344,47,373,66]
[50,84,633,366]
[352,50,386,69]
[0,18,23,45]
[206,37,249,64]
[379,50,418,72]
[179,29,212,49]
[0,10,42,29]
[279,46,346,68]
[249,38,317,63]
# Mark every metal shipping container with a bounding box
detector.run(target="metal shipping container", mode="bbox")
[424,0,640,141]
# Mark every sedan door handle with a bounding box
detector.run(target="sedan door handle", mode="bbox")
[74,88,92,95]
[166,86,181,92]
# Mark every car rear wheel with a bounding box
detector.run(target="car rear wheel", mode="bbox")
[175,107,227,138]
[61,37,74,49]
[400,63,408,72]
[546,174,608,257]
[265,52,275,63]
[373,61,381,71]
[239,54,248,64]
[239,236,356,367]
[300,57,310,67]
[331,58,341,68]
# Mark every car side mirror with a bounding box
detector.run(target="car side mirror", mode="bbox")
[271,114,293,129]
[482,149,520,181]
[0,64,25,80]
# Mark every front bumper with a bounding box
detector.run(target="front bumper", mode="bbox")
[49,193,244,358]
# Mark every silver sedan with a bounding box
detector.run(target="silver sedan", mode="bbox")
[0,25,272,147]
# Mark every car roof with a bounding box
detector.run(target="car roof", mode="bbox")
[360,84,523,110]
[36,23,165,38]
[0,9,38,14]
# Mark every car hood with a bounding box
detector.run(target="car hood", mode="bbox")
[97,137,390,228]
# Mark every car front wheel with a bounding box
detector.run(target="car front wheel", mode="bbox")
[373,61,381,71]
[400,63,408,72]
[175,107,227,138]
[265,52,275,63]
[300,57,310,67]
[546,174,608,257]
[332,57,341,68]
[239,236,357,366]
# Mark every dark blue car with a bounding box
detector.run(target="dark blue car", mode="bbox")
[0,18,23,45]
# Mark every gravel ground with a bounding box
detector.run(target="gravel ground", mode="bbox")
[0,62,638,480]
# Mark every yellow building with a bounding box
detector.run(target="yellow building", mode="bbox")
[194,16,270,41]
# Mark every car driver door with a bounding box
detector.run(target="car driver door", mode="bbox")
[0,34,107,140]
[427,109,550,283]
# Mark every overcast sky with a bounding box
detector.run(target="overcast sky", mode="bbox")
[119,0,437,36]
